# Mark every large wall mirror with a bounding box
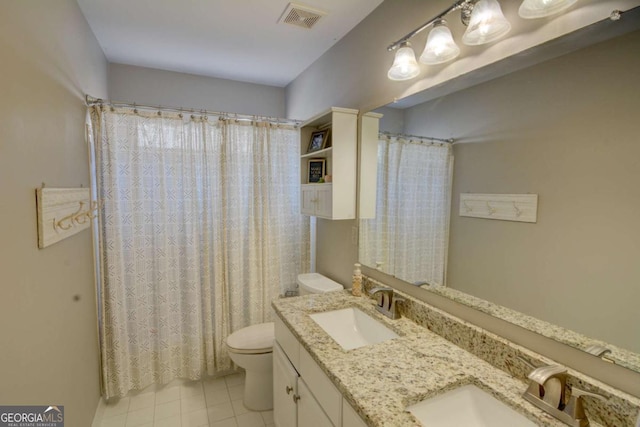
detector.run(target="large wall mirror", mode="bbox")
[358,16,640,373]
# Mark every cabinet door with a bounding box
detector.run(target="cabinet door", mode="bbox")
[301,186,317,216]
[297,379,334,427]
[299,347,341,426]
[274,344,298,427]
[342,398,367,427]
[315,185,333,218]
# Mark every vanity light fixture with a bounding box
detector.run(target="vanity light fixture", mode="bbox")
[387,41,421,81]
[462,0,511,45]
[419,19,461,65]
[518,0,578,19]
[386,0,579,81]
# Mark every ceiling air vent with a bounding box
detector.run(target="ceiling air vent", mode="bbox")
[278,2,327,29]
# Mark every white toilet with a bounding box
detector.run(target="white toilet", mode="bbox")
[225,273,343,411]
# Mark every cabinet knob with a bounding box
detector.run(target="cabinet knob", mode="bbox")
[292,394,301,403]
[286,386,293,395]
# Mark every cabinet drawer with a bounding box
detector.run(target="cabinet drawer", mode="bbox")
[299,346,342,427]
[274,315,300,371]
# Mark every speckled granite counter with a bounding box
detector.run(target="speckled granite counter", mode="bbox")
[272,290,574,427]
[418,283,640,373]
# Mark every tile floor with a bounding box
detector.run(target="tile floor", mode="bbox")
[98,372,274,427]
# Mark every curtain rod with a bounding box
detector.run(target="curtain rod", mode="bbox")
[85,94,303,127]
[380,131,454,144]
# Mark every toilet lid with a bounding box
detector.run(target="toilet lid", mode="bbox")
[297,273,343,293]
[226,322,274,354]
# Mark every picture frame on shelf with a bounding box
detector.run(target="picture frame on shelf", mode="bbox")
[306,130,329,153]
[307,159,326,183]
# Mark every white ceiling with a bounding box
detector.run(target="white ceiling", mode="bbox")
[76,0,384,87]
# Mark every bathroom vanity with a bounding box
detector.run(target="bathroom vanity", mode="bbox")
[272,288,640,426]
[274,313,367,427]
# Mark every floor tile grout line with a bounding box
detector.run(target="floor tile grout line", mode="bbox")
[102,374,251,427]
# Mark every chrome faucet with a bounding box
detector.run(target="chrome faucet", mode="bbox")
[523,365,607,427]
[368,286,404,319]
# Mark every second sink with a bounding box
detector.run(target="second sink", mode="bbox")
[406,384,537,427]
[309,307,399,350]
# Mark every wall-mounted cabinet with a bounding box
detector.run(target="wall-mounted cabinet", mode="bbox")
[300,107,358,219]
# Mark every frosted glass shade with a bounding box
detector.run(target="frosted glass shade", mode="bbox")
[387,42,420,81]
[462,0,511,46]
[419,22,460,65]
[518,0,578,18]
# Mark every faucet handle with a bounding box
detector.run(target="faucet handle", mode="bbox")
[571,386,607,401]
[563,386,607,421]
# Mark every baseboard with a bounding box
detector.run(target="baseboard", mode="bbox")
[91,396,106,427]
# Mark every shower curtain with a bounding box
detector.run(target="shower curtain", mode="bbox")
[88,106,309,398]
[359,134,453,286]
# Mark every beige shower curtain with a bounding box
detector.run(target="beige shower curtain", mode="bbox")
[88,106,309,398]
[359,134,452,285]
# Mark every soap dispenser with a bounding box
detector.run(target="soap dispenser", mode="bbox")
[352,263,362,296]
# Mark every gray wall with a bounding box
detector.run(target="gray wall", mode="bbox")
[109,63,286,117]
[0,1,108,426]
[403,30,640,353]
[376,106,405,134]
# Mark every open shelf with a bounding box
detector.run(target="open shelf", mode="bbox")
[301,147,332,159]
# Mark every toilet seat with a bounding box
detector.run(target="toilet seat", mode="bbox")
[226,322,274,354]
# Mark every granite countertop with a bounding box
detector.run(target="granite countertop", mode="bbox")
[419,284,640,373]
[272,290,580,427]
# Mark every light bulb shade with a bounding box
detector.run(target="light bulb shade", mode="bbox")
[419,22,460,65]
[387,42,420,81]
[462,0,511,46]
[518,0,578,19]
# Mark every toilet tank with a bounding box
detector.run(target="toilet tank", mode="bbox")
[297,273,343,295]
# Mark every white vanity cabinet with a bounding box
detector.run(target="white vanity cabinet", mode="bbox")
[299,107,358,219]
[274,315,366,427]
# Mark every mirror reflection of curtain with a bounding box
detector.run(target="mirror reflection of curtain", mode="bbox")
[88,106,309,398]
[360,135,453,285]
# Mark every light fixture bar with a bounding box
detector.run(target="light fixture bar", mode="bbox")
[387,0,473,51]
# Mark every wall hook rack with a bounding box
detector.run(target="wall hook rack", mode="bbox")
[460,193,538,223]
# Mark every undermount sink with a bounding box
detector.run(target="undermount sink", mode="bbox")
[406,384,537,427]
[309,307,399,350]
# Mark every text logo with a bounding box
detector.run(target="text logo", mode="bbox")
[0,405,64,427]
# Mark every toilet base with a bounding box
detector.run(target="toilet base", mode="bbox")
[243,368,273,411]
